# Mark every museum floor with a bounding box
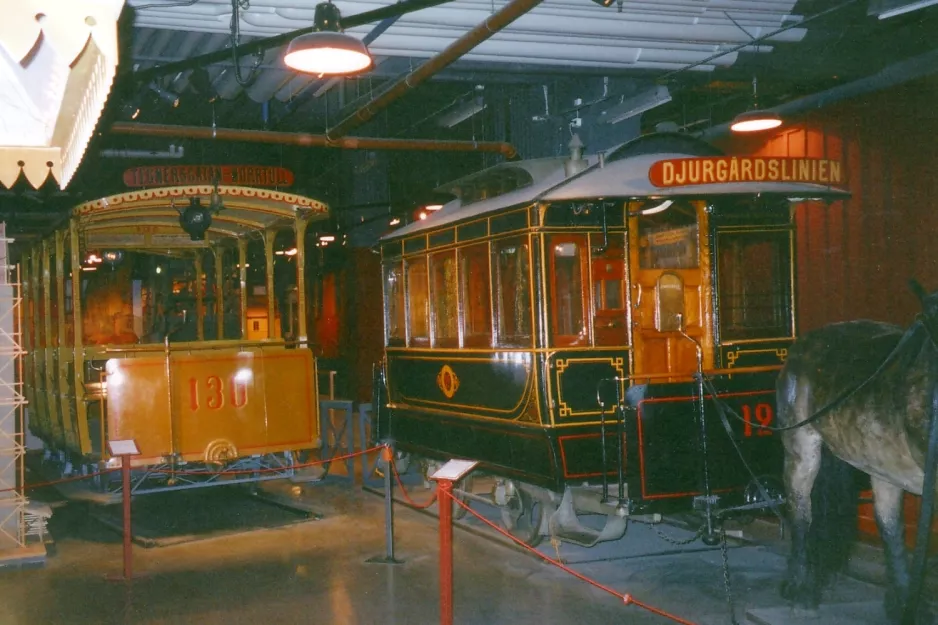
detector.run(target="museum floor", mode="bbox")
[0,479,933,625]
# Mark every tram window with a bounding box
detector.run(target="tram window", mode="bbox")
[590,234,628,346]
[548,235,589,346]
[637,200,699,270]
[459,243,492,347]
[493,237,532,346]
[405,257,429,345]
[383,262,405,346]
[430,250,459,347]
[717,231,793,340]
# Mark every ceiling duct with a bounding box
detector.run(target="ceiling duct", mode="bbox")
[437,96,486,128]
[600,85,672,125]
[868,0,938,18]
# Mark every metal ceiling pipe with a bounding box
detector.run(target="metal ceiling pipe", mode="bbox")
[699,47,938,140]
[110,122,518,159]
[325,0,545,142]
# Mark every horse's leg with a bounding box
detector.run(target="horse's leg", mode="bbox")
[871,476,913,624]
[781,423,823,610]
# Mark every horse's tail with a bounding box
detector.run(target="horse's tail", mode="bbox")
[809,444,860,585]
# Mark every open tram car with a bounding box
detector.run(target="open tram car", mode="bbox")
[377,133,849,546]
[22,184,329,499]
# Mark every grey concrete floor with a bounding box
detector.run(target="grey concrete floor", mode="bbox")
[0,478,931,625]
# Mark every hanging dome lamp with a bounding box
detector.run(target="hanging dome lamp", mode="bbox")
[730,76,782,133]
[283,2,374,76]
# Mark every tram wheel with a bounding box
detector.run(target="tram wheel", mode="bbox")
[451,475,473,520]
[499,483,543,547]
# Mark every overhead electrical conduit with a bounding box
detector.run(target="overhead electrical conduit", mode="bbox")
[99,144,185,159]
[109,122,518,159]
[324,0,546,142]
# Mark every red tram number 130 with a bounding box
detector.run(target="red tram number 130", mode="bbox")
[188,375,249,411]
[741,403,774,437]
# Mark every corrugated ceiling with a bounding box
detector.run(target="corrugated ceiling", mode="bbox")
[130,0,807,104]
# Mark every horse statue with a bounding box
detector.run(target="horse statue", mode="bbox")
[778,280,938,625]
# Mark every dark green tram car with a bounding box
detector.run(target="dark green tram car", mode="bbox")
[377,133,848,546]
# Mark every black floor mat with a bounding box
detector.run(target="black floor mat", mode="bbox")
[85,487,314,547]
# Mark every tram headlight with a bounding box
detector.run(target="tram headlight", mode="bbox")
[179,197,213,241]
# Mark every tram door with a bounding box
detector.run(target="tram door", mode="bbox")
[628,200,706,381]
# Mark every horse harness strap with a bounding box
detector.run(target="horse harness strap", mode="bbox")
[714,314,933,436]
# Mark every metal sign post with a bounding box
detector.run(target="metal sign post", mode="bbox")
[106,439,140,582]
[366,444,404,565]
[430,459,478,625]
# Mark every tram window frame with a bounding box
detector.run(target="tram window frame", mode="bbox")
[716,230,793,341]
[459,242,493,348]
[547,234,590,347]
[637,200,699,270]
[405,256,430,346]
[430,249,459,348]
[383,261,406,347]
[590,233,628,346]
[492,236,533,347]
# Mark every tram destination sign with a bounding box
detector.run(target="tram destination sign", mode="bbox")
[123,165,294,188]
[648,157,842,188]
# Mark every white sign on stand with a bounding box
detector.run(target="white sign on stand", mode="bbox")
[107,439,140,456]
[429,459,479,482]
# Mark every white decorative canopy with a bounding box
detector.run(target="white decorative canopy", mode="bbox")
[0,0,125,189]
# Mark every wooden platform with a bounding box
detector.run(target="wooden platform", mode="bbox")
[0,543,47,570]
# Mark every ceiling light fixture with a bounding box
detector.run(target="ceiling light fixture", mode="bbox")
[870,0,938,19]
[730,77,782,134]
[284,2,374,76]
[601,85,672,125]
[149,82,180,108]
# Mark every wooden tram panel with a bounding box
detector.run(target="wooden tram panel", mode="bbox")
[106,344,318,467]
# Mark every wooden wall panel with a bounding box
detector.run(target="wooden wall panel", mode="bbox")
[718,76,938,331]
[718,75,938,548]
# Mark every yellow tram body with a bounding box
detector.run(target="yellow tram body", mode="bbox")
[21,185,328,491]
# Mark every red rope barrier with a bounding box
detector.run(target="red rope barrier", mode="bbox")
[164,444,385,476]
[441,489,698,625]
[0,467,121,494]
[388,452,438,510]
[7,445,386,493]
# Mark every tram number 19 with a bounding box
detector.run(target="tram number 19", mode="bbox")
[741,403,774,437]
[188,375,248,411]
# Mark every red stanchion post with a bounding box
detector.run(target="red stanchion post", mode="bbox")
[121,454,133,580]
[428,459,478,625]
[438,479,454,625]
[105,439,140,583]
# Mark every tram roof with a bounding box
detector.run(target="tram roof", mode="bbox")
[383,151,850,241]
[71,185,329,249]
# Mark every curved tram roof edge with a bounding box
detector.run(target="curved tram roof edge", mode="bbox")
[71,185,330,241]
[383,151,851,242]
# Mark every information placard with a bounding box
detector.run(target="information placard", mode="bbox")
[429,459,479,482]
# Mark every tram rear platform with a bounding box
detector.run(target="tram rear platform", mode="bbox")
[1,467,934,625]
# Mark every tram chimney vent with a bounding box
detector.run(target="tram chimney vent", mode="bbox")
[565,133,588,178]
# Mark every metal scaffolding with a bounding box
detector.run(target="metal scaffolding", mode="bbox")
[0,223,32,562]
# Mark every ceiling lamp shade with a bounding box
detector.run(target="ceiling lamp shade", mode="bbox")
[730,109,783,133]
[730,76,782,133]
[283,2,373,76]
